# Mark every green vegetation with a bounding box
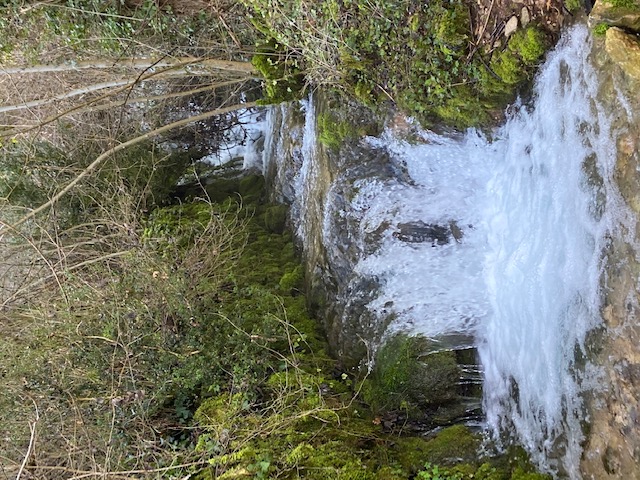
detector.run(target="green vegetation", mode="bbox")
[489,27,546,87]
[593,23,611,35]
[0,0,253,64]
[603,0,637,8]
[252,39,307,104]
[318,112,358,148]
[243,0,551,129]
[362,334,461,421]
[0,152,553,477]
[0,1,559,477]
[564,0,584,13]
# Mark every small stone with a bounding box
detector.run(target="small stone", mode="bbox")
[521,6,531,27]
[504,16,519,38]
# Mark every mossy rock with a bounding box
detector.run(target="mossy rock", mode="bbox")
[204,177,241,203]
[238,174,265,203]
[508,26,547,66]
[363,334,461,418]
[490,26,548,85]
[263,204,288,233]
[279,265,303,292]
[392,425,480,471]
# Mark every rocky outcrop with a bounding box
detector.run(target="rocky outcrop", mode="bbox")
[605,27,640,81]
[394,221,464,246]
[590,0,640,31]
[580,26,640,480]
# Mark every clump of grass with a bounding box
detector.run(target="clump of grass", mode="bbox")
[593,23,611,35]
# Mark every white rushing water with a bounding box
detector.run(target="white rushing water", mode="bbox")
[264,23,627,478]
[353,25,622,476]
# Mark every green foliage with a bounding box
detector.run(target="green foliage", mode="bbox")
[243,0,552,129]
[252,39,306,104]
[564,0,584,12]
[593,23,611,36]
[417,463,463,480]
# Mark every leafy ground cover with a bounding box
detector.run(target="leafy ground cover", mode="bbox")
[243,0,567,129]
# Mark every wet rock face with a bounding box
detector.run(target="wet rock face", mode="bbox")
[605,27,640,81]
[580,29,640,480]
[590,0,640,31]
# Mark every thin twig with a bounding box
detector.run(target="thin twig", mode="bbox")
[16,398,39,480]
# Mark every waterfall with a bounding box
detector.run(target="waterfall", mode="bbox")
[263,23,629,479]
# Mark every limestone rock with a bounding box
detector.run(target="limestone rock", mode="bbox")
[590,0,640,32]
[504,15,519,37]
[521,6,531,27]
[605,27,640,81]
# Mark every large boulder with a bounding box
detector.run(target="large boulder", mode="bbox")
[590,0,640,31]
[605,27,640,81]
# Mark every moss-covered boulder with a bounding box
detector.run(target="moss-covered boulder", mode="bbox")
[263,204,288,233]
[363,334,462,422]
[394,425,480,469]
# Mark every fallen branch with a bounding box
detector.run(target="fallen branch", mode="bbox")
[1,57,256,75]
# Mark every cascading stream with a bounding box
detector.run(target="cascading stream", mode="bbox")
[262,22,628,479]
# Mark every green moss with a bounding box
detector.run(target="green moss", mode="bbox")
[508,27,547,65]
[392,425,479,472]
[490,50,525,85]
[488,26,547,90]
[603,0,636,7]
[564,0,584,12]
[433,3,469,53]
[434,85,491,130]
[317,112,357,149]
[279,265,303,292]
[239,174,265,203]
[263,204,288,233]
[511,469,552,480]
[363,334,460,417]
[593,23,611,36]
[204,177,241,203]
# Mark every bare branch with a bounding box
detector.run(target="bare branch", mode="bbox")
[1,57,256,75]
[9,101,259,229]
